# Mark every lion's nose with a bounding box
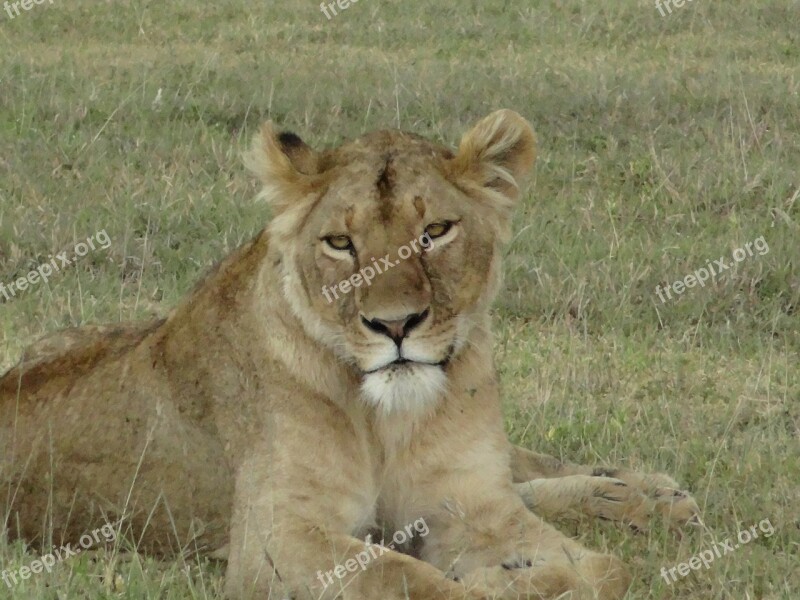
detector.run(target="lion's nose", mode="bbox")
[361,309,430,345]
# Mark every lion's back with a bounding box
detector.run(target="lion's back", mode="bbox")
[0,320,164,409]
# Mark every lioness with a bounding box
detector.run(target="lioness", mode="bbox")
[1,110,698,599]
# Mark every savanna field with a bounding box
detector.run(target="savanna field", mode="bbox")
[0,0,798,598]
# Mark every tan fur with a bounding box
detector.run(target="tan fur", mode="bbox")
[1,111,696,599]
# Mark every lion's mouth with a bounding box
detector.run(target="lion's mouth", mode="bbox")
[364,356,449,375]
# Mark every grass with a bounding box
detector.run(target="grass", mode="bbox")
[0,0,798,598]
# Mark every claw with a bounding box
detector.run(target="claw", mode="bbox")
[501,557,533,570]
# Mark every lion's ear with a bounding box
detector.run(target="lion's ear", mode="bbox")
[244,121,321,211]
[449,109,537,201]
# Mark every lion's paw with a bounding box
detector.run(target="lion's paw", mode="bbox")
[583,477,651,531]
[590,468,701,532]
[652,486,702,528]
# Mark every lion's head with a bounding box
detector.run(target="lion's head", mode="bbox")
[245,110,536,413]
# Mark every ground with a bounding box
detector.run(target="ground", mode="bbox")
[0,0,798,598]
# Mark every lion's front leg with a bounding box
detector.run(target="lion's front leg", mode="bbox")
[510,445,701,531]
[224,452,489,600]
[417,478,631,600]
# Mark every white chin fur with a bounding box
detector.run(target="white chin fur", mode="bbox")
[361,364,447,414]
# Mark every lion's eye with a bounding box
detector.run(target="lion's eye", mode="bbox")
[324,235,354,252]
[424,222,453,239]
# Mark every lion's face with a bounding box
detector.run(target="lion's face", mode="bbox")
[246,111,536,413]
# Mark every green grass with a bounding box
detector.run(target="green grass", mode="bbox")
[1,0,798,598]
